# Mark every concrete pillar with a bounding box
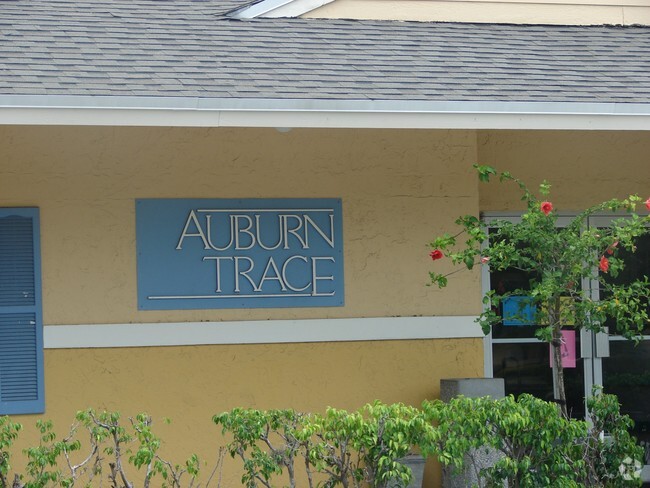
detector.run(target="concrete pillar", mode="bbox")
[440,378,505,488]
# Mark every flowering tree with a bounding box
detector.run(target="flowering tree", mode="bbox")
[429,165,650,416]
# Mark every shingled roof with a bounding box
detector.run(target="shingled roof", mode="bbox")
[1,0,650,128]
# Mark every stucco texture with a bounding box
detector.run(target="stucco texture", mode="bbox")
[0,126,481,325]
[3,126,650,486]
[4,338,483,486]
[0,126,483,487]
[478,130,650,211]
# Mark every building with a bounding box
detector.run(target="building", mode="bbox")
[1,0,649,485]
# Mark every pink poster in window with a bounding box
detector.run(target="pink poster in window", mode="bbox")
[549,330,576,368]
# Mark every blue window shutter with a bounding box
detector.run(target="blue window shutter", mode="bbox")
[0,208,44,414]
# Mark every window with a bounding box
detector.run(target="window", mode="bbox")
[484,213,650,475]
[484,215,587,417]
[0,208,44,414]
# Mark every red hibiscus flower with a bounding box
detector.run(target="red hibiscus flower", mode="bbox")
[429,250,444,261]
[599,256,609,273]
[540,201,553,216]
[607,241,618,255]
[645,197,650,211]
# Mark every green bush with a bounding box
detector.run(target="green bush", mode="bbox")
[0,392,643,487]
[0,409,209,488]
[423,395,588,487]
[583,388,644,486]
[422,392,643,488]
[213,401,431,488]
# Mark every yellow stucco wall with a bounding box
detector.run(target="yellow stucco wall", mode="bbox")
[3,338,482,486]
[3,127,649,485]
[0,126,481,325]
[0,126,484,487]
[3,127,650,485]
[478,130,650,211]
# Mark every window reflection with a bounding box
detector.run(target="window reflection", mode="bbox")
[493,342,585,418]
[604,341,650,465]
[602,234,650,335]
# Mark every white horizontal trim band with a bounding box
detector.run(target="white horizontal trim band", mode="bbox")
[2,96,650,130]
[43,316,483,349]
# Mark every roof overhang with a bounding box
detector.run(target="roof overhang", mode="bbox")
[2,95,650,130]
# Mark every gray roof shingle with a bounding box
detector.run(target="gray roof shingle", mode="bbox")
[1,0,650,104]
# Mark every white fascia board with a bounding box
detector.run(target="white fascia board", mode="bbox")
[43,316,483,349]
[2,96,650,130]
[229,0,295,18]
[229,0,334,18]
[254,0,335,18]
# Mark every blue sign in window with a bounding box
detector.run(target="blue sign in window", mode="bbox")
[502,296,536,326]
[136,199,344,310]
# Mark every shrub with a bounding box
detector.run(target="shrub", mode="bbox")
[0,394,643,487]
[0,409,215,488]
[213,402,431,488]
[583,389,644,486]
[422,392,643,488]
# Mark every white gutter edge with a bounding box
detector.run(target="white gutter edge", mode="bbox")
[43,316,483,349]
[228,0,295,18]
[2,96,650,130]
[228,0,334,18]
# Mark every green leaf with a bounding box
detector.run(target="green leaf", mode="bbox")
[474,164,497,182]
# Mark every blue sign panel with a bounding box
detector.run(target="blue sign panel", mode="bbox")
[502,296,536,326]
[136,199,344,310]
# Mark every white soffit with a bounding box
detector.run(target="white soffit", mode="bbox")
[2,96,650,130]
[229,0,334,18]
